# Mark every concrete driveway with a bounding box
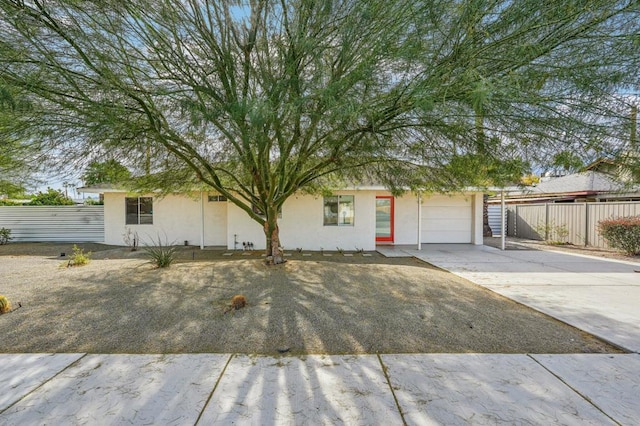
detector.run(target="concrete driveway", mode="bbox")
[380,244,640,353]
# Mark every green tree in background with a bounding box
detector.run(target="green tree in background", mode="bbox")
[0,1,638,263]
[29,188,74,205]
[82,159,132,186]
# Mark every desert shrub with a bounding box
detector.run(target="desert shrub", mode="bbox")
[143,236,177,268]
[598,216,640,255]
[0,295,11,314]
[69,244,92,266]
[0,227,11,245]
[122,227,139,251]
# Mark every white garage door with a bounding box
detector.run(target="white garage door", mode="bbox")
[421,195,472,243]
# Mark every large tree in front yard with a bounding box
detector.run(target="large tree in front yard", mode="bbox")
[0,84,41,196]
[0,1,638,263]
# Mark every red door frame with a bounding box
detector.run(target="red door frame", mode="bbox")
[375,196,394,243]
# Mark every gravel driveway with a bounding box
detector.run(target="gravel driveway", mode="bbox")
[0,243,623,354]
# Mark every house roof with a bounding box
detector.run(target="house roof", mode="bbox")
[78,183,486,195]
[584,158,618,172]
[77,183,127,194]
[528,171,625,195]
[486,171,640,204]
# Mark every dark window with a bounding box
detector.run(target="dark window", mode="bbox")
[208,195,227,202]
[125,197,153,225]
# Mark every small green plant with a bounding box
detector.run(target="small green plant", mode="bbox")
[143,235,177,268]
[336,247,344,254]
[0,295,11,314]
[598,216,640,255]
[0,227,12,245]
[68,245,92,266]
[534,221,570,244]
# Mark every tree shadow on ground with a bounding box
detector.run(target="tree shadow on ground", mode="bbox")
[0,254,623,355]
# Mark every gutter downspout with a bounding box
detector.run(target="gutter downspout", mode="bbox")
[417,191,422,250]
[500,189,506,251]
[200,191,205,250]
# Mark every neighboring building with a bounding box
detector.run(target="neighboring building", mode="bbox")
[78,185,484,250]
[487,171,640,205]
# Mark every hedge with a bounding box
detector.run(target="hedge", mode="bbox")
[598,216,640,256]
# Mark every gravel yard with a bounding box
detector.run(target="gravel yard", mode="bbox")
[0,243,623,355]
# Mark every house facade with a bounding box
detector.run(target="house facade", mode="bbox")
[83,187,484,250]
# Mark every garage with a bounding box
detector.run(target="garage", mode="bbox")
[421,194,472,243]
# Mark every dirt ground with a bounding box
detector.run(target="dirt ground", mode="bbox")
[0,243,624,355]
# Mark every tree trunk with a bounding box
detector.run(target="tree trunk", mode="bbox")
[264,212,285,265]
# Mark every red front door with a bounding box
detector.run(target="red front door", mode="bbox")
[375,196,394,243]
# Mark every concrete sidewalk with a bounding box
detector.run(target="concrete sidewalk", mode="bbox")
[1,352,639,425]
[3,244,640,425]
[380,243,640,354]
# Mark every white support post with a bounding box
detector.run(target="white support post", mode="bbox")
[200,191,205,250]
[417,191,422,250]
[500,189,506,251]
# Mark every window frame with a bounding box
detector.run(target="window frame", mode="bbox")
[125,196,153,225]
[208,195,227,202]
[323,195,355,226]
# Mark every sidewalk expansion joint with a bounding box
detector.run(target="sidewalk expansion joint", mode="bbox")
[195,353,234,425]
[376,353,407,426]
[0,353,88,416]
[527,354,622,426]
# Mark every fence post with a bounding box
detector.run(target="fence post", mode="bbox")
[584,203,589,247]
[500,190,505,250]
[545,203,550,241]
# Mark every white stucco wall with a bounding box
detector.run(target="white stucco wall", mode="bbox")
[471,192,483,245]
[102,190,484,249]
[380,192,420,245]
[103,192,227,246]
[226,192,377,251]
[203,196,228,246]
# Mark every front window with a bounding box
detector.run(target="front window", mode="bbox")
[208,195,227,202]
[323,195,354,226]
[125,197,153,225]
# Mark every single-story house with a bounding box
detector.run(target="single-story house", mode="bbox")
[78,185,484,251]
[487,171,640,205]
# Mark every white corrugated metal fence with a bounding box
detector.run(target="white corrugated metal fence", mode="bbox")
[0,206,104,242]
[487,205,507,236]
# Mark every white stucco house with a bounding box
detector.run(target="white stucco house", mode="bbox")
[78,185,484,251]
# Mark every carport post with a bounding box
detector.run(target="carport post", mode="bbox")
[501,189,506,251]
[200,191,205,250]
[417,191,422,250]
